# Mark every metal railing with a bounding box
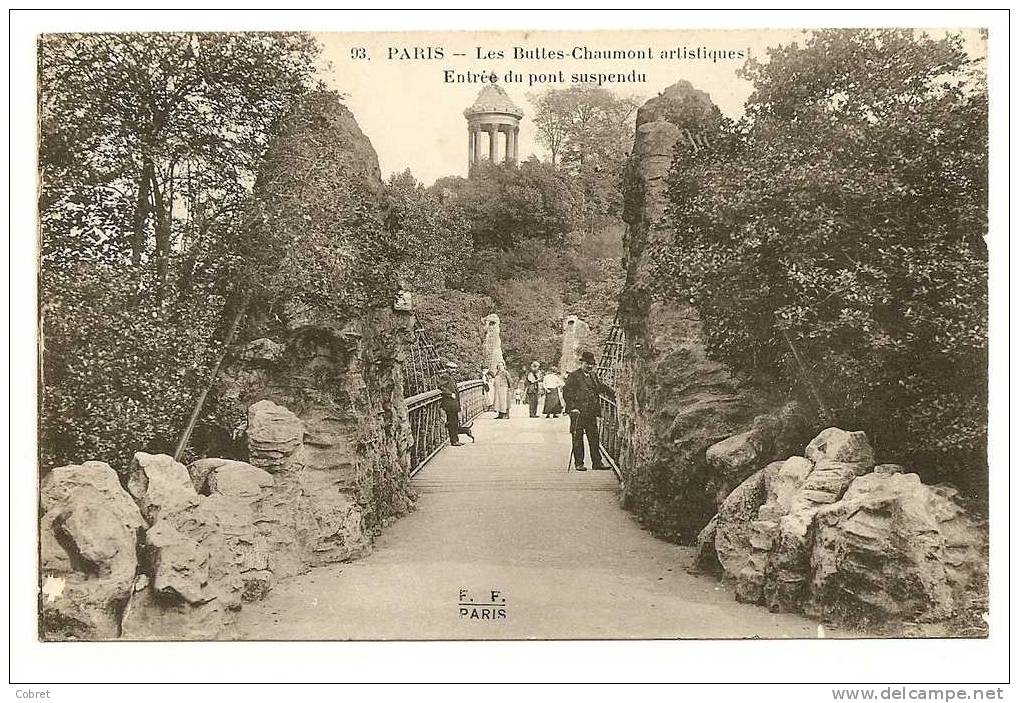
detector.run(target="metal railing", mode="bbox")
[407,379,488,476]
[595,314,628,482]
[597,393,622,480]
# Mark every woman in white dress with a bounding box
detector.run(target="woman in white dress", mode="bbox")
[541,367,565,418]
[492,363,511,419]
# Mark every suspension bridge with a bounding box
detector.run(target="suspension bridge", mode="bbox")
[230,320,821,639]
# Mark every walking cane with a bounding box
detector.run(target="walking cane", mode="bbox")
[565,410,578,473]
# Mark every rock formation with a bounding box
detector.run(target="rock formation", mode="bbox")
[39,462,146,640]
[559,315,593,373]
[614,81,761,542]
[40,89,417,642]
[698,427,988,628]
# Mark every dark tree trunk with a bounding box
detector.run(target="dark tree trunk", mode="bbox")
[131,157,153,267]
[150,169,171,293]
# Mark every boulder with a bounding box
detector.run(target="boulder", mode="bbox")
[187,457,227,493]
[41,461,146,532]
[714,467,770,580]
[692,513,720,574]
[146,520,212,605]
[807,472,987,624]
[39,462,145,640]
[246,400,303,472]
[734,428,876,612]
[758,456,813,520]
[706,414,781,485]
[237,338,285,366]
[805,427,875,467]
[205,461,274,501]
[126,452,198,524]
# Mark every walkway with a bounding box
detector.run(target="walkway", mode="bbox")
[232,412,822,639]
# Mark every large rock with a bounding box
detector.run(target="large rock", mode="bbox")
[735,428,876,611]
[125,490,269,639]
[807,472,987,624]
[714,467,770,580]
[706,414,781,485]
[206,461,274,501]
[39,462,145,640]
[237,338,285,366]
[805,427,875,466]
[146,520,212,605]
[126,452,198,524]
[692,514,721,574]
[613,81,749,543]
[246,400,303,472]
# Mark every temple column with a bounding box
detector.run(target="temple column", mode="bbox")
[500,127,511,165]
[488,124,498,163]
[467,126,475,170]
[473,128,483,166]
[512,126,520,162]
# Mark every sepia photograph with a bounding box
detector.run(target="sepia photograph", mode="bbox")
[12,7,1009,690]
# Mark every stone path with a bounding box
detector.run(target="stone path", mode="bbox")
[232,412,823,640]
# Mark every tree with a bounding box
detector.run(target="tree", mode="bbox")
[451,159,582,250]
[654,29,988,491]
[38,33,322,469]
[528,86,641,224]
[39,33,320,292]
[385,169,472,292]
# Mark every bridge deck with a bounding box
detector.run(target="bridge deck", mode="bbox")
[232,413,821,639]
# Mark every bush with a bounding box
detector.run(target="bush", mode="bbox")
[653,30,987,493]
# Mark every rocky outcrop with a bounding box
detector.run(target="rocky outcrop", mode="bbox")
[39,462,145,640]
[714,465,772,580]
[126,452,198,524]
[614,82,763,542]
[246,400,303,472]
[560,315,593,373]
[808,474,987,624]
[697,427,988,628]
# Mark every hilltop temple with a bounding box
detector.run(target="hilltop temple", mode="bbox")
[464,84,524,172]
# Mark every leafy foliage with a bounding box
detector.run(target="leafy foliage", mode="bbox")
[653,30,988,490]
[38,33,323,469]
[385,170,473,291]
[242,90,399,317]
[528,85,640,225]
[412,289,494,374]
[441,159,583,249]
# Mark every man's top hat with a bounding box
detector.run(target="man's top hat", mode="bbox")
[580,351,596,365]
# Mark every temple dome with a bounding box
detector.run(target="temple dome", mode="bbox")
[464,85,524,119]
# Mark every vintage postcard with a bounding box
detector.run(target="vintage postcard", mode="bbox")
[17,10,1008,689]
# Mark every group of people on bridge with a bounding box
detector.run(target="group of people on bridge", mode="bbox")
[434,351,613,472]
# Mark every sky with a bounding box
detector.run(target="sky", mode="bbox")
[313,29,985,186]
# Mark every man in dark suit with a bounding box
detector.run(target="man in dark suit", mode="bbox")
[562,350,610,471]
[437,361,473,446]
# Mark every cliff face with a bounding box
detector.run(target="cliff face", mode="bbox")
[615,82,760,542]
